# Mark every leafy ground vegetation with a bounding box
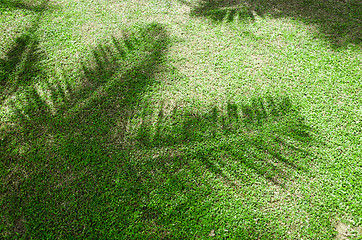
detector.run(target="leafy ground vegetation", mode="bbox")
[0,0,361,239]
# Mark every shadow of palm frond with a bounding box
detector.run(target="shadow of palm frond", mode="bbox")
[248,0,362,47]
[0,35,46,91]
[0,23,171,238]
[2,23,170,163]
[0,1,51,103]
[182,0,361,47]
[0,0,51,12]
[136,95,319,186]
[190,0,255,23]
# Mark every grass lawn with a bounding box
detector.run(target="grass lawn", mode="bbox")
[1,0,361,239]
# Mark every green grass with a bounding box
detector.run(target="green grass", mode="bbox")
[1,0,361,239]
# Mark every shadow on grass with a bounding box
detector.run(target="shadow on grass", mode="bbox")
[0,0,51,12]
[0,34,46,101]
[0,0,52,103]
[136,95,318,186]
[123,93,324,238]
[0,22,324,239]
[189,0,255,23]
[0,23,171,238]
[180,0,362,47]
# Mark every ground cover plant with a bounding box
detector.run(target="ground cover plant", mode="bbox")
[1,0,361,239]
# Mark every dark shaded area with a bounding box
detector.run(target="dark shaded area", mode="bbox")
[0,23,171,238]
[123,150,288,239]
[189,0,255,22]
[123,93,326,238]
[0,33,46,101]
[0,0,51,103]
[0,0,50,12]
[181,0,362,47]
[137,95,319,186]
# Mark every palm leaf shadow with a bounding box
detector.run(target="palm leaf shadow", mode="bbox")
[180,0,362,47]
[0,0,51,12]
[0,23,171,238]
[189,0,255,23]
[0,0,51,102]
[137,95,320,187]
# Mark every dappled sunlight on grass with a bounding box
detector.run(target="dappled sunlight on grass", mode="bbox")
[1,0,362,238]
